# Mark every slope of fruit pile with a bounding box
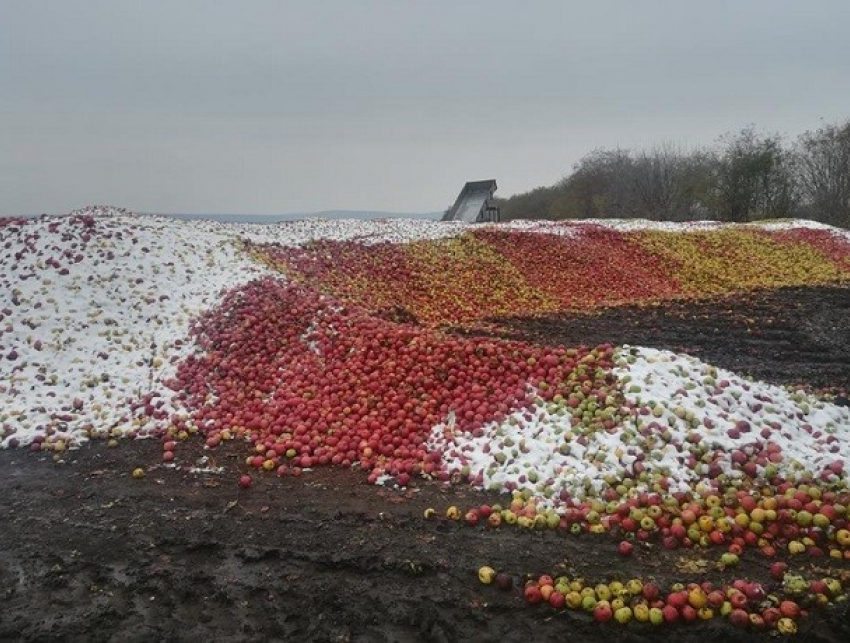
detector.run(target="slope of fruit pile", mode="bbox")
[0,208,463,450]
[0,208,270,450]
[250,223,850,326]
[172,277,618,485]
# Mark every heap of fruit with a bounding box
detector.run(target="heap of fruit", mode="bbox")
[170,277,619,483]
[5,210,850,635]
[250,225,850,326]
[0,208,269,450]
[169,225,850,504]
[488,569,847,634]
[430,345,850,513]
[431,486,850,560]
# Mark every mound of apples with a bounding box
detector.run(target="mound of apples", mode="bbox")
[253,224,850,327]
[482,569,848,633]
[171,276,619,483]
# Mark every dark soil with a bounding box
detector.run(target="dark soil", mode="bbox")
[472,285,850,392]
[2,286,850,643]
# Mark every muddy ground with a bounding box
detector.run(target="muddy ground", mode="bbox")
[475,285,850,393]
[2,286,850,643]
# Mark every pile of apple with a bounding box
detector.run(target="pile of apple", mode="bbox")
[431,484,850,560]
[0,207,271,450]
[250,225,850,328]
[172,224,850,502]
[171,276,619,482]
[633,227,849,295]
[472,227,681,309]
[463,486,850,632]
[250,234,557,327]
[428,348,850,532]
[493,569,847,634]
[756,227,850,272]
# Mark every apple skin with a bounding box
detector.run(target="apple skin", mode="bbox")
[593,602,613,623]
[667,591,688,610]
[680,605,697,622]
[744,583,766,601]
[478,566,496,584]
[779,600,800,619]
[614,607,632,624]
[810,579,827,595]
[524,584,543,605]
[649,607,664,625]
[642,583,660,601]
[729,608,749,627]
[549,591,566,609]
[495,572,513,591]
[729,592,748,610]
[770,561,788,580]
[238,474,253,488]
[762,607,781,627]
[707,590,725,608]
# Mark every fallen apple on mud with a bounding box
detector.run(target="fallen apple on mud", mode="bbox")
[494,572,513,591]
[478,566,496,584]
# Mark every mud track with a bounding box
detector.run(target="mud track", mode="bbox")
[470,285,850,392]
[1,286,850,642]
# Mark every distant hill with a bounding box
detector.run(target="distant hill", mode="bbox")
[157,210,441,223]
[6,209,442,222]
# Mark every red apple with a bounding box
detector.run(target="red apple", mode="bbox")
[729,608,750,627]
[593,602,613,623]
[642,583,660,601]
[524,584,543,604]
[495,572,513,591]
[770,561,788,580]
[662,604,679,623]
[779,600,800,619]
[549,591,566,609]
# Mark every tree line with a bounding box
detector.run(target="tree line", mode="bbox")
[496,119,850,228]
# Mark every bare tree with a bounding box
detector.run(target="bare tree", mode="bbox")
[794,120,850,228]
[498,119,850,226]
[629,144,715,221]
[561,148,634,218]
[630,145,679,220]
[711,126,798,222]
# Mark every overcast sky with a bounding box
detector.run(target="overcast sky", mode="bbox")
[2,1,849,216]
